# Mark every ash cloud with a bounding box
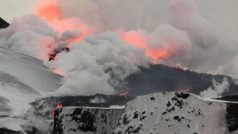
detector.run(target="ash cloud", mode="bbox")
[50,0,238,95]
[56,0,238,79]
[0,15,151,96]
[168,0,238,77]
[0,15,57,61]
[58,0,170,32]
[51,32,150,96]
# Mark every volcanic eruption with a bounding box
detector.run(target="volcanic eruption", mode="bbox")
[1,0,238,133]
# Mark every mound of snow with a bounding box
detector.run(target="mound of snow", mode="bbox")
[0,47,62,116]
[115,92,228,134]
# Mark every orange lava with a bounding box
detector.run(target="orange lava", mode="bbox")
[52,68,65,76]
[120,31,172,62]
[34,0,95,75]
[56,103,63,109]
[35,0,93,45]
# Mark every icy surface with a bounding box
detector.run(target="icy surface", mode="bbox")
[0,47,61,133]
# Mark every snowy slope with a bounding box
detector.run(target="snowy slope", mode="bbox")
[115,92,229,134]
[0,71,39,116]
[53,107,124,134]
[0,47,62,133]
[0,46,62,116]
[0,74,39,133]
[0,47,61,93]
[51,92,233,134]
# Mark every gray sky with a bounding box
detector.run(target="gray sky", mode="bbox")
[196,0,238,42]
[0,0,36,22]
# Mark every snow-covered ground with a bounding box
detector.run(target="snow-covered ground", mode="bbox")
[0,47,61,132]
[0,47,61,93]
[0,47,61,115]
[115,92,229,134]
[54,107,124,134]
[53,92,233,134]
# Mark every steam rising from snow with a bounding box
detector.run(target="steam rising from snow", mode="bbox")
[200,78,230,98]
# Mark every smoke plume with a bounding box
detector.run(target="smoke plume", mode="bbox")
[54,0,238,78]
[51,32,150,95]
[200,78,230,98]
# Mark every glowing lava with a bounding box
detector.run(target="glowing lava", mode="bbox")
[34,0,94,75]
[34,0,93,64]
[119,31,174,63]
[35,0,93,45]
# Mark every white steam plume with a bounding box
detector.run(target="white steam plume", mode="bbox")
[58,0,170,32]
[168,0,238,78]
[56,0,238,79]
[0,15,56,61]
[200,78,230,98]
[0,15,151,95]
[50,32,150,96]
[0,15,82,63]
[118,24,192,62]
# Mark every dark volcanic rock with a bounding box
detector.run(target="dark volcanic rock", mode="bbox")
[0,128,23,134]
[31,94,134,108]
[226,103,238,133]
[216,95,238,133]
[217,95,238,102]
[53,107,124,134]
[27,94,133,134]
[0,18,9,29]
[124,64,238,96]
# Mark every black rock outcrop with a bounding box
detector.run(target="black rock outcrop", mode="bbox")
[53,107,124,134]
[0,18,9,29]
[124,64,238,96]
[0,128,23,134]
